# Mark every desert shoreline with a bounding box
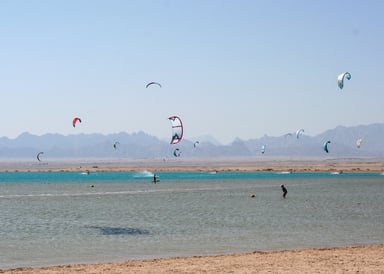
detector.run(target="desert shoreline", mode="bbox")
[1,244,383,273]
[0,157,383,173]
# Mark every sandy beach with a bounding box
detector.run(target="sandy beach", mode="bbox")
[1,244,383,273]
[1,157,384,173]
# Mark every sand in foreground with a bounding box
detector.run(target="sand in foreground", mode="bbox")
[2,245,384,274]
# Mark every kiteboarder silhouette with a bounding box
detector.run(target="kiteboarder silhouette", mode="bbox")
[153,174,159,184]
[281,184,288,198]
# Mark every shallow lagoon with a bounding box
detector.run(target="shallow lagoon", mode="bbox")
[0,171,383,268]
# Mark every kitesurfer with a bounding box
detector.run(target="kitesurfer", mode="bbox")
[153,174,158,184]
[281,184,288,198]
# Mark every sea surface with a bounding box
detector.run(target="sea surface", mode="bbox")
[0,171,383,269]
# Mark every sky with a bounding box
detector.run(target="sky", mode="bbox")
[0,0,383,144]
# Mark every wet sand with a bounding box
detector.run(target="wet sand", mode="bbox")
[2,245,383,273]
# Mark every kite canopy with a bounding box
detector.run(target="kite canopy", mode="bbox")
[356,138,363,149]
[337,72,351,89]
[73,117,82,127]
[173,148,181,157]
[36,151,44,162]
[323,141,331,153]
[113,141,120,150]
[193,141,200,148]
[146,82,162,88]
[168,116,183,144]
[296,129,304,139]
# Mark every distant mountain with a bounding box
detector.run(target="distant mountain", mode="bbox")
[0,124,384,159]
[190,135,222,146]
[242,123,384,157]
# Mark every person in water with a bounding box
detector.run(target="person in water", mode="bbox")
[281,184,288,198]
[153,174,158,184]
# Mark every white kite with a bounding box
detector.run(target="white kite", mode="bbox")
[168,116,183,144]
[337,72,351,89]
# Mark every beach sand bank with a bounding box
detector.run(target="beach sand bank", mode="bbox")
[0,157,383,173]
[2,244,383,273]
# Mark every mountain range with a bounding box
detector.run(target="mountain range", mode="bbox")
[0,123,384,159]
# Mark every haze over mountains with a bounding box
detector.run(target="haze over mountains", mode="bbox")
[0,123,383,160]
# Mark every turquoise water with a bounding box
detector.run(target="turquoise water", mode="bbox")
[0,171,383,269]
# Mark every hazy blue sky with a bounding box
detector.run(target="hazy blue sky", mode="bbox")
[0,0,383,144]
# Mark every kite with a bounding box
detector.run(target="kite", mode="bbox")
[73,117,82,128]
[173,148,181,157]
[261,145,266,154]
[113,141,120,150]
[356,138,363,149]
[36,151,44,162]
[337,72,351,89]
[146,82,162,88]
[168,116,183,144]
[296,129,304,139]
[323,141,331,153]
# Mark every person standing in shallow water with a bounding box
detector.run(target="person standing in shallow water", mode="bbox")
[153,174,158,184]
[281,184,288,198]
